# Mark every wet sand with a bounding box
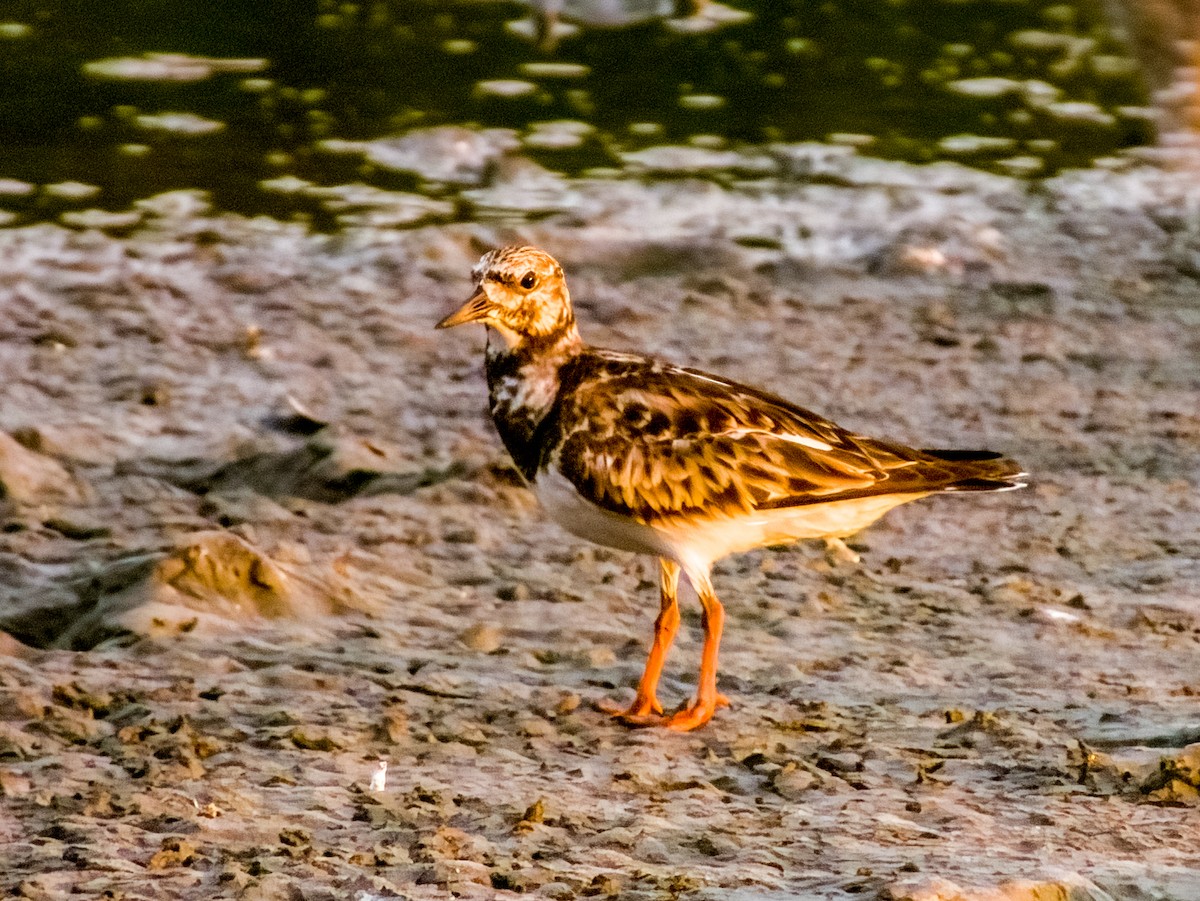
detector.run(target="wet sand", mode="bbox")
[2,142,1200,899]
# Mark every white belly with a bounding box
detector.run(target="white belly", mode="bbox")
[533,468,925,572]
[656,492,927,571]
[533,469,674,557]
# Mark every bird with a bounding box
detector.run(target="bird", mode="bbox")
[436,245,1026,731]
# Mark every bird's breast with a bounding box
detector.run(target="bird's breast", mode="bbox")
[486,355,564,482]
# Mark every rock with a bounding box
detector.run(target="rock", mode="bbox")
[887,874,1121,901]
[1140,743,1200,803]
[772,763,821,799]
[0,432,89,508]
[419,859,492,890]
[147,838,198,869]
[3,531,359,650]
[459,623,503,653]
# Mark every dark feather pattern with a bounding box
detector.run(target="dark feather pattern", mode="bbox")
[536,350,1024,525]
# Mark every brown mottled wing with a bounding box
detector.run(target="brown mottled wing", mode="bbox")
[552,351,1018,524]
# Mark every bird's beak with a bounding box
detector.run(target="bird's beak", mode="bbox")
[436,287,492,330]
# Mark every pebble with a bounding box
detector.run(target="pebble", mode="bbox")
[519,716,556,738]
[459,623,503,653]
[497,582,531,602]
[773,765,821,800]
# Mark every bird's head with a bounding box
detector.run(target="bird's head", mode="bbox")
[436,246,578,349]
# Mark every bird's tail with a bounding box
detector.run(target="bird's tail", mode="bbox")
[921,449,1028,492]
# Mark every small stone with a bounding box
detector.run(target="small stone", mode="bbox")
[0,432,88,507]
[423,859,491,888]
[519,716,555,738]
[555,693,581,715]
[459,623,502,653]
[773,765,820,800]
[498,582,531,602]
[147,838,197,869]
[289,728,342,751]
[583,873,621,896]
[817,752,863,774]
[586,646,616,667]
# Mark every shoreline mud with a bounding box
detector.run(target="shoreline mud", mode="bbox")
[2,140,1199,899]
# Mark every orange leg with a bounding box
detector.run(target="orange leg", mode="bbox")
[600,558,681,722]
[664,567,729,732]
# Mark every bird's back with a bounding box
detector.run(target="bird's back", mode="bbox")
[543,349,1025,527]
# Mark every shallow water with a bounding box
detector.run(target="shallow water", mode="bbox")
[0,0,1155,226]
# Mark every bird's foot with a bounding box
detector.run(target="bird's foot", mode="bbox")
[598,693,731,730]
[596,693,664,724]
[662,692,731,732]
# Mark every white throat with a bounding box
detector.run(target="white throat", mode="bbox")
[486,321,523,349]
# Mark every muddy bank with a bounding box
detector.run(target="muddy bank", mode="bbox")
[1,142,1199,899]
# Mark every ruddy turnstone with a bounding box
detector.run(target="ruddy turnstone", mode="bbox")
[437,246,1025,731]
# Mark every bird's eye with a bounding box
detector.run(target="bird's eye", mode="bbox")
[520,272,537,290]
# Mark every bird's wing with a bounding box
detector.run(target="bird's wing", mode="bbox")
[549,352,950,524]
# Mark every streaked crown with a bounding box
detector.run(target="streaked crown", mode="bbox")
[438,245,578,348]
